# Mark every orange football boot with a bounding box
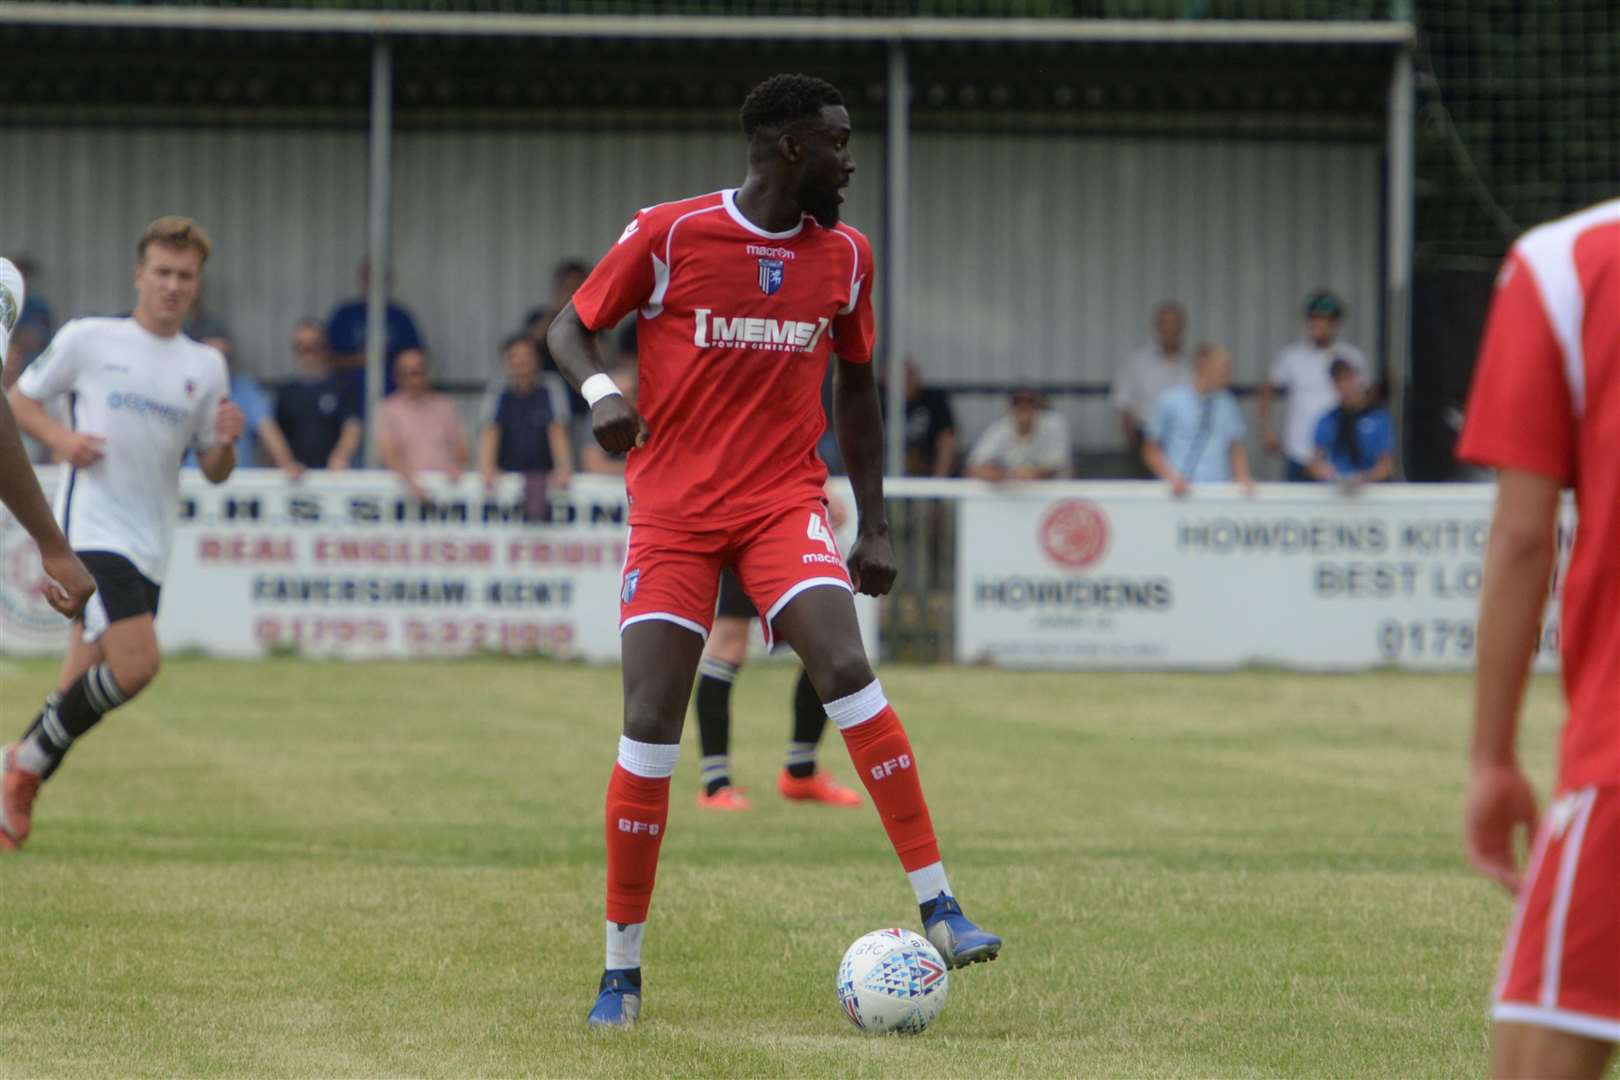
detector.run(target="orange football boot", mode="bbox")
[696,785,752,811]
[1,745,43,850]
[777,769,862,807]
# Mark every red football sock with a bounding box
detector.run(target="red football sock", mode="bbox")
[604,763,672,925]
[839,705,942,872]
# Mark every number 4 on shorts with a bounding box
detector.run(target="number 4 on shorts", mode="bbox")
[807,511,838,555]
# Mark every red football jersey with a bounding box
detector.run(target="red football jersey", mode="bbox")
[1458,198,1620,790]
[571,189,876,529]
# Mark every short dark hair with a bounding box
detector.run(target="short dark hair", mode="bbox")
[501,333,536,355]
[739,74,845,138]
[1329,358,1356,379]
[553,258,590,284]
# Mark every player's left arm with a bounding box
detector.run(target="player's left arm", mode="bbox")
[832,356,894,597]
[827,234,893,596]
[196,365,244,485]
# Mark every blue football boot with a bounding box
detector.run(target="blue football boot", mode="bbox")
[586,968,642,1028]
[920,892,1002,968]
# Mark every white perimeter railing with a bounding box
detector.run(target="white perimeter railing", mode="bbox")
[0,470,1560,673]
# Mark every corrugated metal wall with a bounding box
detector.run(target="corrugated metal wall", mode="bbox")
[909,134,1382,453]
[2,127,369,378]
[2,124,1379,454]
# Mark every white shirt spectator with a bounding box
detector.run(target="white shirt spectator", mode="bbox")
[1269,339,1367,464]
[1111,344,1190,426]
[967,411,1073,478]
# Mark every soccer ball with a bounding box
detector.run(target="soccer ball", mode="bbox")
[835,928,950,1035]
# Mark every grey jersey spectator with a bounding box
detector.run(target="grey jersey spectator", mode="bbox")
[966,389,1072,481]
[480,335,574,520]
[1111,301,1192,451]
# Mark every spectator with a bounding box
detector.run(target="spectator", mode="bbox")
[377,347,468,502]
[901,361,956,477]
[580,363,638,476]
[1308,358,1394,487]
[521,258,594,424]
[184,316,303,478]
[479,335,573,520]
[275,319,363,472]
[1111,301,1192,464]
[1142,343,1254,496]
[325,259,426,401]
[966,388,1072,482]
[1259,290,1368,481]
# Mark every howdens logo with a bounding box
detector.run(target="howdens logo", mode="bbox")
[694,309,830,353]
[107,391,188,427]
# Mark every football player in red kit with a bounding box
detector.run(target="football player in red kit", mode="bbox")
[1458,198,1620,1080]
[549,73,1001,1027]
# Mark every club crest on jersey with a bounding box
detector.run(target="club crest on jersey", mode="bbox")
[184,379,196,397]
[622,569,641,604]
[757,257,785,296]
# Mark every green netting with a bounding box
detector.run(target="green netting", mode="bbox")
[1415,0,1619,264]
[36,0,1405,17]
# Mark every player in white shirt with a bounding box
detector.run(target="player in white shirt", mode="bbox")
[0,258,95,624]
[1,219,244,851]
[1257,290,1368,481]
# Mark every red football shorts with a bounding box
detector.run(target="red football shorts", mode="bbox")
[618,502,853,648]
[1492,784,1620,1042]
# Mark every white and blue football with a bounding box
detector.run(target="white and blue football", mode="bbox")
[835,928,950,1035]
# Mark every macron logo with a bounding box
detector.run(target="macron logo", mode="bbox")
[869,755,912,781]
[617,817,661,837]
[694,309,831,353]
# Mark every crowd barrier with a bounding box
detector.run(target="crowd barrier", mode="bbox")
[0,470,879,663]
[0,471,1566,673]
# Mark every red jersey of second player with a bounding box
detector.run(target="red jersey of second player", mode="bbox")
[571,189,876,529]
[1458,198,1620,790]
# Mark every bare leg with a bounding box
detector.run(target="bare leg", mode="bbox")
[55,622,103,693]
[769,586,873,702]
[621,620,707,745]
[1493,1022,1615,1080]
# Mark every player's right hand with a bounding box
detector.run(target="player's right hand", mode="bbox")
[54,432,106,468]
[1262,430,1283,455]
[1464,761,1540,895]
[38,542,95,619]
[591,396,649,454]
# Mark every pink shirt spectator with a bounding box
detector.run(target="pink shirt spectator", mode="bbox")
[378,391,464,474]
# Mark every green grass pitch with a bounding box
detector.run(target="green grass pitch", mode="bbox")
[0,657,1564,1077]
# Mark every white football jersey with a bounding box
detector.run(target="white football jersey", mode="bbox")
[17,316,229,583]
[1269,338,1368,464]
[0,257,23,357]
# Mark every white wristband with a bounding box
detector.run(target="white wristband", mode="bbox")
[582,373,622,408]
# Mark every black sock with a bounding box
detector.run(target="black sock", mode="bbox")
[694,657,738,795]
[785,668,826,779]
[22,666,127,780]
